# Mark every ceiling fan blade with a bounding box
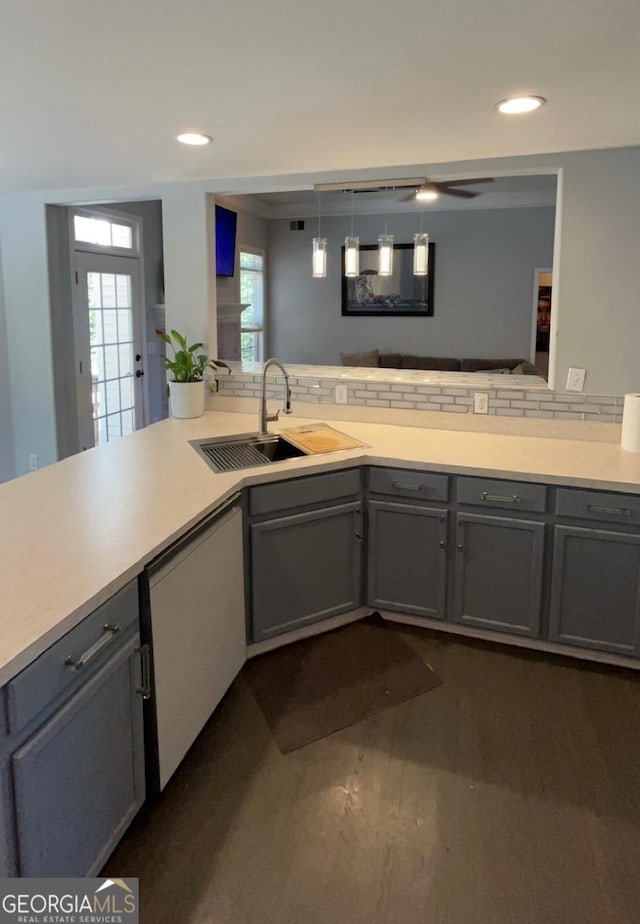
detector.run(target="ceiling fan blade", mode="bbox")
[439,187,477,199]
[434,177,494,187]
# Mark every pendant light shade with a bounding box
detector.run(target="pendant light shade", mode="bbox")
[413,232,429,275]
[378,233,394,276]
[312,237,328,278]
[344,236,360,277]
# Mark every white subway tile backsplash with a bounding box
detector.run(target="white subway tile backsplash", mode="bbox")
[217,366,625,425]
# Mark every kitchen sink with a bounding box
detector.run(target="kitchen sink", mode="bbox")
[190,433,307,473]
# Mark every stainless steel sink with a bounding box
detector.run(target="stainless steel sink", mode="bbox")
[190,433,307,473]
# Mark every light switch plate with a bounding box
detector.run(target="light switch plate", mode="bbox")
[566,367,586,392]
[335,384,348,404]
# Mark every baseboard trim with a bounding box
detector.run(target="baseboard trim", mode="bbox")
[247,607,374,657]
[379,610,640,671]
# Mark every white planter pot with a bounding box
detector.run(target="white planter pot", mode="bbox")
[169,381,205,419]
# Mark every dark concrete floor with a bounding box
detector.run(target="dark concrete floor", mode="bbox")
[105,626,640,924]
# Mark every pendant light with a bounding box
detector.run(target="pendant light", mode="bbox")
[413,213,429,276]
[378,217,394,276]
[311,195,327,278]
[344,191,359,277]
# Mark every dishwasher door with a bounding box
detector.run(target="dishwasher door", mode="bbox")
[149,504,246,789]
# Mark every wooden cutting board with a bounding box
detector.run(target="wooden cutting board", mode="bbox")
[282,425,365,455]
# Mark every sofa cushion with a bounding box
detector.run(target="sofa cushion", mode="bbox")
[379,352,402,368]
[340,349,380,367]
[461,358,525,373]
[400,355,461,371]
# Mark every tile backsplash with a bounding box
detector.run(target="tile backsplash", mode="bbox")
[213,364,623,423]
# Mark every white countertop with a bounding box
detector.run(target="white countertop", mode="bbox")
[2,410,640,686]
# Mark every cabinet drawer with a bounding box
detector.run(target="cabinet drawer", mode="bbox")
[457,476,546,513]
[555,488,640,527]
[368,467,449,502]
[6,580,139,736]
[249,468,360,516]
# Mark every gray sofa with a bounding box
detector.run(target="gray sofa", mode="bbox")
[340,349,542,376]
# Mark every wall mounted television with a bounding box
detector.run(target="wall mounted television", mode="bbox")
[215,205,237,277]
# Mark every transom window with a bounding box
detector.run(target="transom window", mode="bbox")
[72,210,137,253]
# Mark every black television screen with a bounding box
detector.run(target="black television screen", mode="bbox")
[215,205,237,277]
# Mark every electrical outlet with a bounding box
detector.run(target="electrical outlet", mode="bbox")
[28,454,38,471]
[335,384,348,404]
[566,367,586,392]
[473,393,489,414]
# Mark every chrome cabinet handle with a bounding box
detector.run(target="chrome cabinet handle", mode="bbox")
[392,481,424,491]
[136,644,152,700]
[65,623,121,670]
[587,504,631,517]
[481,492,521,504]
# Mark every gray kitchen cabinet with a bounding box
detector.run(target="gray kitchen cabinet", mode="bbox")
[453,512,545,637]
[549,525,640,655]
[1,579,146,877]
[367,500,448,619]
[250,502,363,641]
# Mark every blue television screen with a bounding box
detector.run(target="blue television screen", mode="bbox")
[215,205,237,277]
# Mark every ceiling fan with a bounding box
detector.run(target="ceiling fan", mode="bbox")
[313,176,494,201]
[403,178,494,201]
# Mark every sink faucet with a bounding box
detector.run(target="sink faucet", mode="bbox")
[259,358,293,435]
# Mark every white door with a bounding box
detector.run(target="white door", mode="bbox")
[73,251,147,449]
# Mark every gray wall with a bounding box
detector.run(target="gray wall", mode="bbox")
[268,207,555,365]
[0,240,14,482]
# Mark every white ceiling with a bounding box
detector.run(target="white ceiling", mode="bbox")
[244,175,558,217]
[1,0,639,192]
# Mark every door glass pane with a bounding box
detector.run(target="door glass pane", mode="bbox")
[102,310,118,344]
[101,274,117,308]
[106,379,121,414]
[86,269,137,446]
[107,413,123,439]
[104,344,119,379]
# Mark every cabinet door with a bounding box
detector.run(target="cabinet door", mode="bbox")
[367,500,447,619]
[453,513,544,637]
[250,502,362,641]
[549,525,640,655]
[11,635,145,877]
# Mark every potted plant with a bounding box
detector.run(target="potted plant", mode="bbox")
[159,329,219,419]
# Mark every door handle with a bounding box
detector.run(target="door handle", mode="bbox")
[135,353,142,362]
[136,369,145,378]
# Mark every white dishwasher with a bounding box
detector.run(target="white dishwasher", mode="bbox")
[147,500,246,790]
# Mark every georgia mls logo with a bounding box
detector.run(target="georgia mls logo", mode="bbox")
[0,877,139,923]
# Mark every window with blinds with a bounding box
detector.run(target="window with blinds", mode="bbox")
[239,249,265,363]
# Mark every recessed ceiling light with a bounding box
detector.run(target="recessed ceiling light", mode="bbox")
[495,96,546,115]
[176,132,213,146]
[415,186,439,202]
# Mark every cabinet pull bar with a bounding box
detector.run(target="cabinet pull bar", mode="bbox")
[65,623,121,670]
[481,492,521,504]
[391,482,424,491]
[136,644,152,700]
[586,504,631,516]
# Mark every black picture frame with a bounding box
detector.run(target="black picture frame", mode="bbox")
[341,242,435,317]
